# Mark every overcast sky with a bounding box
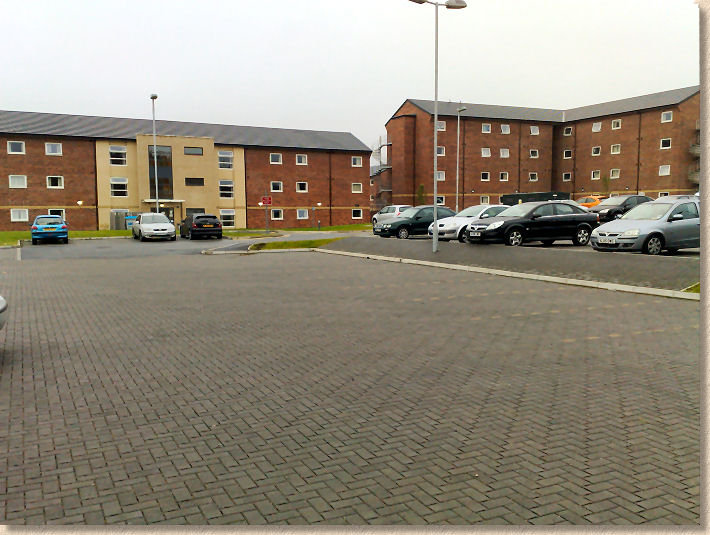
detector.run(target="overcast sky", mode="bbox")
[0,0,699,159]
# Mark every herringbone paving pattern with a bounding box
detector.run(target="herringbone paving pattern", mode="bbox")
[0,251,700,524]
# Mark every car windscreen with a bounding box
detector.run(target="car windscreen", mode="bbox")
[496,204,533,217]
[399,207,419,218]
[35,217,62,225]
[597,197,624,207]
[456,205,486,218]
[142,214,170,224]
[620,203,672,220]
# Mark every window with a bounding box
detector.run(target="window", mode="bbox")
[658,192,669,197]
[500,148,509,158]
[296,154,308,165]
[270,181,283,192]
[481,172,490,181]
[45,143,62,156]
[481,147,491,157]
[369,195,374,201]
[660,138,671,149]
[563,127,573,136]
[296,181,308,192]
[110,177,128,197]
[351,156,363,167]
[659,165,670,176]
[612,119,622,129]
[436,146,445,156]
[530,125,539,135]
[9,175,27,188]
[297,209,309,220]
[352,183,363,193]
[609,193,619,197]
[610,144,621,154]
[185,177,204,186]
[218,150,234,169]
[184,147,203,156]
[220,209,235,227]
[610,168,620,179]
[219,180,234,198]
[7,141,25,154]
[186,208,205,217]
[109,145,127,165]
[529,173,538,182]
[501,124,510,134]
[562,172,572,182]
[436,120,446,131]
[435,195,445,205]
[352,209,363,219]
[10,209,28,222]
[48,208,65,219]
[499,172,509,181]
[47,175,64,189]
[661,111,673,123]
[592,146,601,156]
[270,153,282,164]
[271,209,283,220]
[669,202,699,220]
[482,123,491,133]
[369,179,374,186]
[591,170,601,180]
[529,149,539,159]
[563,150,572,159]
[435,171,445,181]
[592,122,602,132]
[481,195,490,204]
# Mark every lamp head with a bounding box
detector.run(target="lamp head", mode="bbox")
[457,106,467,113]
[408,0,427,3]
[445,0,466,8]
[150,94,158,100]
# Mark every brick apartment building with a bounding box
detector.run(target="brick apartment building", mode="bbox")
[0,111,370,231]
[372,86,700,211]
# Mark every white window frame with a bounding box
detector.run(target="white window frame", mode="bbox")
[351,209,363,220]
[659,165,671,176]
[296,154,308,166]
[562,172,572,182]
[369,179,374,186]
[45,142,62,156]
[610,168,620,179]
[591,170,601,180]
[109,145,127,166]
[271,209,283,220]
[109,177,128,197]
[611,119,622,130]
[7,141,25,154]
[528,173,538,182]
[500,148,509,158]
[481,147,491,157]
[219,180,234,198]
[351,156,363,167]
[10,209,28,222]
[48,208,65,219]
[499,171,509,182]
[658,191,669,197]
[270,181,283,192]
[9,175,27,188]
[592,122,602,132]
[660,138,671,150]
[500,124,510,134]
[610,144,621,155]
[46,175,64,189]
[563,127,573,136]
[481,172,490,182]
[296,181,308,193]
[270,153,282,165]
[435,171,445,181]
[609,193,620,197]
[661,111,673,123]
[563,150,572,159]
[218,150,234,169]
[481,123,491,134]
[436,146,445,157]
[352,183,363,193]
[296,209,309,220]
[436,120,446,131]
[435,195,445,205]
[591,146,601,156]
[220,209,235,228]
[480,195,490,204]
[529,149,539,159]
[369,194,374,201]
[530,125,539,135]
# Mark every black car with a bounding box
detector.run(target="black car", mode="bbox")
[466,201,598,246]
[179,213,223,239]
[587,194,653,222]
[373,205,456,239]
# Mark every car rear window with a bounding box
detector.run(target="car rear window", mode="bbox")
[195,216,218,222]
[35,217,62,225]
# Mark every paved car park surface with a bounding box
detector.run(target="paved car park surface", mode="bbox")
[0,242,700,524]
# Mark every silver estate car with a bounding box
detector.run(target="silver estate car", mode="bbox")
[590,198,700,254]
[371,205,412,226]
[427,204,508,242]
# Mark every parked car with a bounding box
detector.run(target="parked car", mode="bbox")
[427,204,507,242]
[371,205,412,226]
[587,194,653,222]
[577,195,607,209]
[373,205,455,239]
[466,201,598,246]
[590,198,700,254]
[30,214,68,245]
[179,214,223,239]
[0,295,6,331]
[131,213,176,241]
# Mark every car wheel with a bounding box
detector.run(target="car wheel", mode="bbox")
[31,238,38,245]
[666,247,679,255]
[573,226,591,246]
[541,240,555,246]
[217,233,223,239]
[372,217,377,225]
[505,228,523,246]
[132,230,138,240]
[643,234,663,255]
[63,237,69,244]
[458,228,468,243]
[397,227,410,239]
[139,232,146,242]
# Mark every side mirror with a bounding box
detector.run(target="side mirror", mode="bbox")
[480,213,490,219]
[414,215,422,220]
[669,213,683,222]
[530,213,541,219]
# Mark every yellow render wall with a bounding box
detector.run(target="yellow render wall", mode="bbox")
[95,140,139,230]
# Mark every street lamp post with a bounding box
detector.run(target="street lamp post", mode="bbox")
[408,0,467,252]
[455,105,466,212]
[150,94,159,215]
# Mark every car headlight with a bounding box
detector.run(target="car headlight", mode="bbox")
[383,224,391,229]
[486,221,504,230]
[621,229,640,237]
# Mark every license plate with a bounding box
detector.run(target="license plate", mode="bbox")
[45,227,56,231]
[599,237,616,244]
[471,231,481,237]
[203,224,213,227]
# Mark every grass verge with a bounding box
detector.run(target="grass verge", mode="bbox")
[249,238,343,251]
[223,230,282,239]
[682,283,700,293]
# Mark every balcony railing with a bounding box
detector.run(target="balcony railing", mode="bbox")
[689,144,701,157]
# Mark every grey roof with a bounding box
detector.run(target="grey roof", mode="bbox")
[405,85,700,123]
[0,110,371,153]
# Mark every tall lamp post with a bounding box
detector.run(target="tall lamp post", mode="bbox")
[150,94,159,215]
[408,0,467,253]
[455,105,466,212]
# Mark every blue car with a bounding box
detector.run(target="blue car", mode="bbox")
[31,215,69,245]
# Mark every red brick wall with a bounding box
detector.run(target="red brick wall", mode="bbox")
[386,109,417,206]
[0,134,97,230]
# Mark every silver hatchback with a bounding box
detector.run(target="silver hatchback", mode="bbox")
[371,205,412,226]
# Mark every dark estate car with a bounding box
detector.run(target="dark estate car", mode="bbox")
[587,194,653,222]
[465,201,599,246]
[179,214,223,239]
[373,205,456,239]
